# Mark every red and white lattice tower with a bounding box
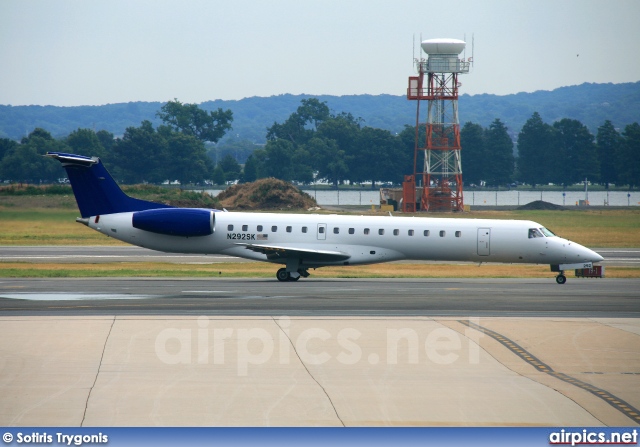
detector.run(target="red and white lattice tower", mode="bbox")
[403,38,470,212]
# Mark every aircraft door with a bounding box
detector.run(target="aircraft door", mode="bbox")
[477,228,490,256]
[317,223,327,240]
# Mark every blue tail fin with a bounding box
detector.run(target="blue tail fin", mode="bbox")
[46,152,172,218]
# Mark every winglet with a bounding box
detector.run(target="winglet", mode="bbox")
[46,152,172,217]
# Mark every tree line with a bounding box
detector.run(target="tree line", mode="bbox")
[457,113,639,189]
[0,99,232,185]
[0,98,638,189]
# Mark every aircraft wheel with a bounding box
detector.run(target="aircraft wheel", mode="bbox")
[276,268,290,282]
[289,275,300,282]
[556,274,567,285]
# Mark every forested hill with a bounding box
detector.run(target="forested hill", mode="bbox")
[1,81,638,142]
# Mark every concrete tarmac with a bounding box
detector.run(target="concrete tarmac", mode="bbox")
[0,277,639,427]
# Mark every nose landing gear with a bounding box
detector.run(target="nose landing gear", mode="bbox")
[552,262,595,285]
[555,273,567,285]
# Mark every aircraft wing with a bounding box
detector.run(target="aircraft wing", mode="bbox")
[236,243,351,262]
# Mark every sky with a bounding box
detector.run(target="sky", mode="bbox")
[1,0,639,107]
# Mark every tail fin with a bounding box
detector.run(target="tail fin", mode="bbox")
[46,152,172,218]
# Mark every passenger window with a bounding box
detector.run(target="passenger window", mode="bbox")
[424,230,430,237]
[393,229,399,236]
[286,226,292,233]
[333,227,339,234]
[257,225,263,232]
[242,225,248,231]
[348,228,355,234]
[455,231,461,237]
[408,229,414,236]
[364,228,370,235]
[227,225,234,231]
[440,231,446,237]
[302,226,308,233]
[319,227,325,234]
[378,229,385,235]
[271,226,277,232]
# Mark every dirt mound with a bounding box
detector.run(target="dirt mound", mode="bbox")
[217,178,318,210]
[517,200,566,211]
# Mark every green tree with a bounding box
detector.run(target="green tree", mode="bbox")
[619,122,640,189]
[553,118,599,185]
[517,112,557,187]
[263,139,296,181]
[0,146,42,183]
[484,119,514,185]
[164,131,212,185]
[306,137,347,187]
[397,125,426,181]
[460,122,486,185]
[111,121,167,183]
[66,128,105,158]
[96,130,115,158]
[213,138,259,164]
[0,138,18,164]
[21,128,53,144]
[157,99,233,143]
[0,129,66,183]
[353,127,404,188]
[212,164,225,185]
[297,98,331,130]
[315,113,361,184]
[266,98,330,145]
[219,154,242,182]
[242,153,259,183]
[317,113,361,145]
[291,146,315,184]
[596,120,622,187]
[244,149,268,182]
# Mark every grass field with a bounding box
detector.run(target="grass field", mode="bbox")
[1,204,638,279]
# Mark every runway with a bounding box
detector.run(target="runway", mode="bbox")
[0,277,638,317]
[2,245,639,266]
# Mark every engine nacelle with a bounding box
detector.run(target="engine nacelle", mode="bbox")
[132,208,214,237]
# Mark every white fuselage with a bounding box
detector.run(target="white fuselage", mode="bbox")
[87,211,603,269]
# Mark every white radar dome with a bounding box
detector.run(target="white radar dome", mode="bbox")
[421,38,466,55]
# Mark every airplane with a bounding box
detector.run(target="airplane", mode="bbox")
[46,152,604,285]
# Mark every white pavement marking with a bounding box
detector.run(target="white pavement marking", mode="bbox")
[0,256,239,260]
[0,293,155,301]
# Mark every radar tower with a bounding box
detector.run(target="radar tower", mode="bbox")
[402,38,470,212]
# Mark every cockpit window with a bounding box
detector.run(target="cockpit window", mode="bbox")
[540,227,556,237]
[528,228,544,238]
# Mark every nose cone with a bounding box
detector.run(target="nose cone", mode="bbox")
[553,238,604,264]
[589,248,605,263]
[572,241,604,263]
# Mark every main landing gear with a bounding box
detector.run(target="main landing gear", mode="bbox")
[276,268,310,282]
[555,273,567,285]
